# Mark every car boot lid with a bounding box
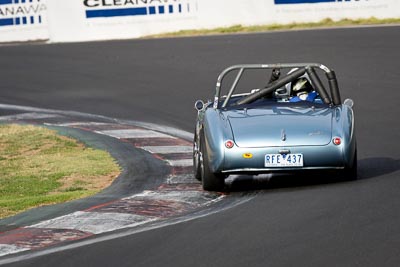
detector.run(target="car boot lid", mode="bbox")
[226,107,333,148]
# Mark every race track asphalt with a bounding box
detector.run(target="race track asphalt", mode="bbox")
[0,25,399,266]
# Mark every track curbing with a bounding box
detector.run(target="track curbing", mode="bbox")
[0,104,234,258]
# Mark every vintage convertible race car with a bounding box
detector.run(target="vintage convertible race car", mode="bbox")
[193,63,357,191]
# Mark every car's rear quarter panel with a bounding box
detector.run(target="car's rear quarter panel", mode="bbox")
[202,108,233,173]
[332,105,356,168]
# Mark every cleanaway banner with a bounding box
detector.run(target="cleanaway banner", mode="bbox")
[0,0,49,42]
[45,0,199,42]
[1,0,399,43]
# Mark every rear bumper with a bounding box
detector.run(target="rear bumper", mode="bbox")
[217,145,349,173]
[221,166,344,175]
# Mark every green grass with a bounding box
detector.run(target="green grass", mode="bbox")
[146,17,400,38]
[0,124,121,219]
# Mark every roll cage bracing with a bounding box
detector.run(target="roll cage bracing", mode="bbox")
[213,63,341,109]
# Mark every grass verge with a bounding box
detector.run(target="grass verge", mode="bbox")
[146,17,400,38]
[0,124,121,219]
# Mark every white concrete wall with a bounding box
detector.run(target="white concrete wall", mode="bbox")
[0,0,49,42]
[1,0,399,43]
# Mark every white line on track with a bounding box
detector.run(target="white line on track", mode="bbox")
[166,159,193,167]
[0,245,29,258]
[128,190,217,205]
[0,112,59,121]
[28,211,156,235]
[46,122,110,127]
[167,174,198,184]
[140,146,192,154]
[96,129,174,139]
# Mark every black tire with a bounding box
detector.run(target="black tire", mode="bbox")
[193,131,202,181]
[200,132,225,192]
[343,149,358,181]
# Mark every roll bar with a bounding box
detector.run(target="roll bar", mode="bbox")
[214,63,341,109]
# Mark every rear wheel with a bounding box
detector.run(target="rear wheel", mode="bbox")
[200,133,225,192]
[193,132,201,180]
[343,149,357,181]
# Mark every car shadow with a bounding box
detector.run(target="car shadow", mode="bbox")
[225,157,400,192]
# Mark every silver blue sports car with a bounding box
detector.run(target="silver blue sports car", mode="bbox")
[193,63,357,191]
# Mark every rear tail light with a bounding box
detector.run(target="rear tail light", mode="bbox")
[225,140,234,149]
[333,137,342,145]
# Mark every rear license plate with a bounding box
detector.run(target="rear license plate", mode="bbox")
[265,154,303,167]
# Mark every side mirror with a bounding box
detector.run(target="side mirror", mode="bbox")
[343,98,354,108]
[194,100,205,111]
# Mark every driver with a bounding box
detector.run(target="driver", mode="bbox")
[289,76,318,102]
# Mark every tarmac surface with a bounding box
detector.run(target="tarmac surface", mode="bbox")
[0,25,399,266]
